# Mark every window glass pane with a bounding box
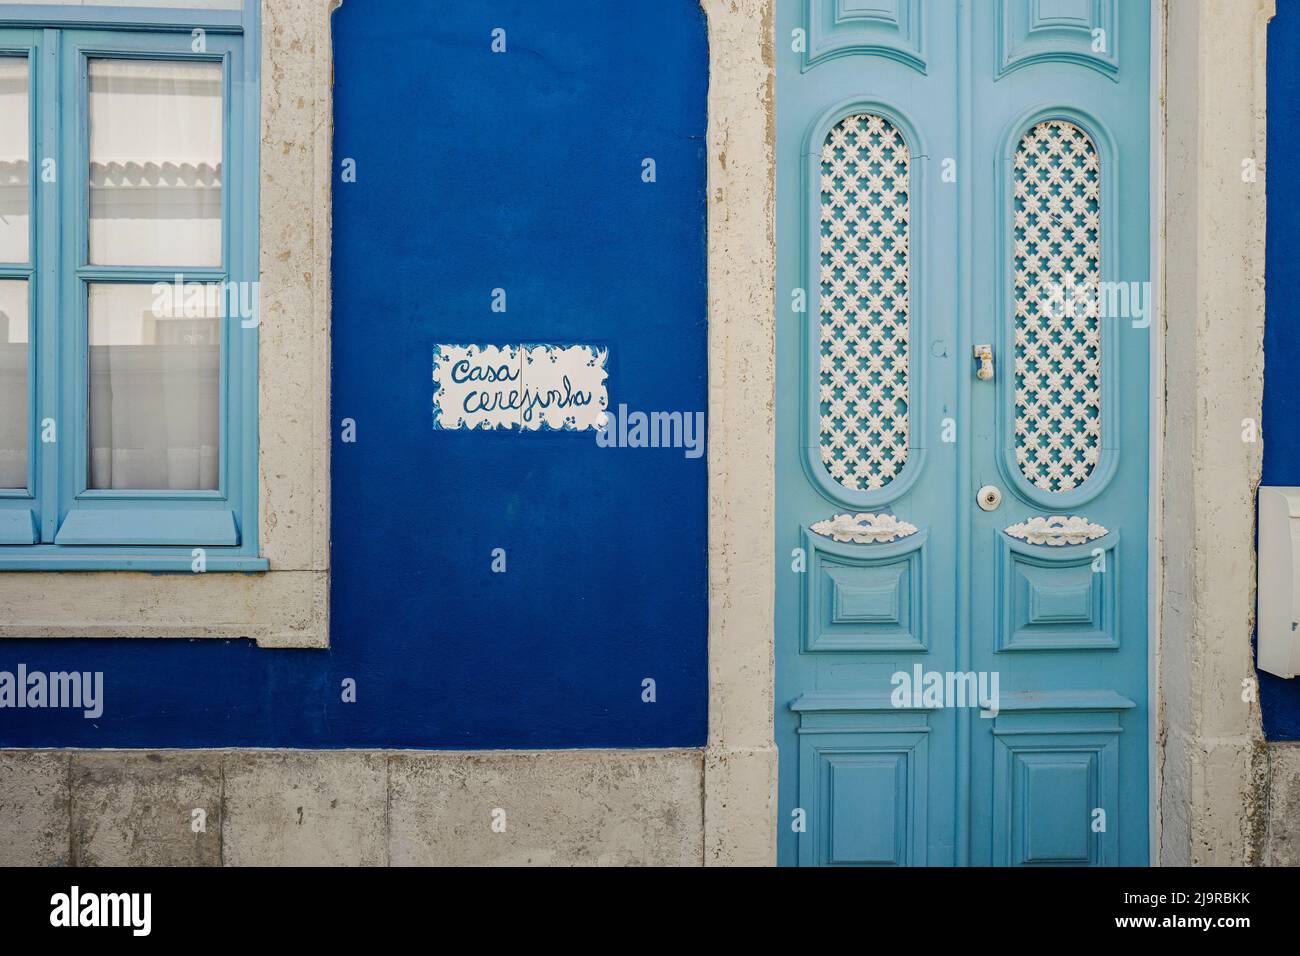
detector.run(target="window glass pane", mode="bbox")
[0,280,29,489]
[89,58,222,267]
[818,112,911,491]
[19,1,242,11]
[0,56,30,264]
[89,283,219,490]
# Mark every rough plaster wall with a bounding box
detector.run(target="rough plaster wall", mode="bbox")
[0,750,704,866]
[1161,0,1273,866]
[0,752,69,866]
[1264,742,1300,865]
[70,753,223,866]
[701,0,779,867]
[388,752,702,866]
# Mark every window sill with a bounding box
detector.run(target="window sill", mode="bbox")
[0,567,325,646]
[54,509,241,547]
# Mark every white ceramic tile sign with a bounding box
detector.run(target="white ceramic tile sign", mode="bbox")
[433,343,609,431]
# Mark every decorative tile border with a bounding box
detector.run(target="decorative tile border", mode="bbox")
[432,344,609,431]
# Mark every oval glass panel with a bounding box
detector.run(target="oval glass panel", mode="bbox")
[1012,119,1101,493]
[818,113,911,492]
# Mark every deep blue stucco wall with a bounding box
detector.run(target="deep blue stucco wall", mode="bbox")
[1262,0,1300,739]
[0,0,709,748]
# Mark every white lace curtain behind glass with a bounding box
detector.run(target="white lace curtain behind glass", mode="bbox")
[87,58,223,491]
[18,1,241,8]
[0,57,30,490]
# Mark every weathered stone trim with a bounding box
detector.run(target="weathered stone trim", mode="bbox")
[1159,0,1274,865]
[700,0,779,866]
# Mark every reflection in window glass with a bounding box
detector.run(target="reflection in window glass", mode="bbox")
[88,283,220,490]
[0,280,29,489]
[19,1,241,10]
[89,58,223,267]
[0,57,30,264]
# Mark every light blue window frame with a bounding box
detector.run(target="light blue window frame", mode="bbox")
[0,1,263,571]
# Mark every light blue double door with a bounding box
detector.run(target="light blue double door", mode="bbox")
[776,0,1151,866]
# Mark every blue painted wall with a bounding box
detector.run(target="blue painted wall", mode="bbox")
[0,0,709,748]
[1262,0,1300,740]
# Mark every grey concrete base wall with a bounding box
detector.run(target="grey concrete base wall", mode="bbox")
[9,745,1300,866]
[0,749,704,867]
[1263,742,1300,866]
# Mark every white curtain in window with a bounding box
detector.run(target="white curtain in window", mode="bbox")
[0,55,29,491]
[0,56,29,265]
[88,57,222,267]
[86,57,223,491]
[89,284,220,491]
[20,2,242,13]
[0,280,28,490]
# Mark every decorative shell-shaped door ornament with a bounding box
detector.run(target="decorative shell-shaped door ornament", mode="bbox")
[810,512,918,545]
[1004,515,1108,546]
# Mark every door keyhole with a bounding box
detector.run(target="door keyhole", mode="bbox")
[977,485,1002,512]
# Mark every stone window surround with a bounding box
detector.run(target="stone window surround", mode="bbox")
[0,0,334,648]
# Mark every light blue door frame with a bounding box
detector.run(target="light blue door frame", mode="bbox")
[776,0,1151,866]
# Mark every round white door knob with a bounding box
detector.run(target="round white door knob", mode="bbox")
[977,485,1002,512]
